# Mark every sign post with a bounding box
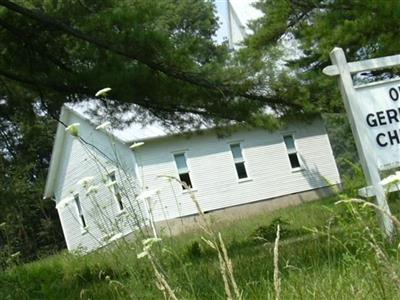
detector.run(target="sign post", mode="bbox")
[323,47,400,238]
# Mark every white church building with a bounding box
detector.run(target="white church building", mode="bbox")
[43,1,341,252]
[44,106,341,251]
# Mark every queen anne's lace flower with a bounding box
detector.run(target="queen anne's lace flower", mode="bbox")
[108,232,123,243]
[10,251,21,258]
[95,87,111,97]
[95,121,111,130]
[129,142,144,149]
[77,176,94,187]
[86,185,99,195]
[142,237,162,246]
[137,189,159,200]
[137,251,149,259]
[137,238,162,259]
[65,123,80,137]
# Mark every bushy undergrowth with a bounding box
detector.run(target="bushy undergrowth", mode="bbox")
[251,217,309,242]
[1,195,400,299]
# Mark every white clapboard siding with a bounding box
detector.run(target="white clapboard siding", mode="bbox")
[136,118,340,222]
[50,109,340,252]
[53,111,146,252]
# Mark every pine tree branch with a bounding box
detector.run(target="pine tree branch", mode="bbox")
[0,128,16,159]
[0,18,73,73]
[0,0,227,90]
[0,68,89,94]
[0,0,303,110]
[0,68,229,120]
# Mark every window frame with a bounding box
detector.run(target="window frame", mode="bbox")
[172,151,194,190]
[73,193,87,232]
[107,170,125,213]
[282,133,303,171]
[229,142,251,182]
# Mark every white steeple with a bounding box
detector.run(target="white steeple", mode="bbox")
[214,0,246,48]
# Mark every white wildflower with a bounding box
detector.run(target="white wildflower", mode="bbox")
[142,237,162,246]
[77,176,94,187]
[129,142,144,149]
[102,234,111,242]
[95,121,111,130]
[137,238,161,259]
[56,196,73,209]
[108,232,123,242]
[10,251,20,258]
[137,251,149,259]
[86,185,99,195]
[65,123,80,137]
[106,180,117,188]
[137,189,159,200]
[95,87,112,97]
[162,248,171,254]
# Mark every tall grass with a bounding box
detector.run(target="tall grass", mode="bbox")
[2,120,400,299]
[2,193,400,299]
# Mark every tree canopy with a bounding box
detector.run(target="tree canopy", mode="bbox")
[1,0,400,263]
[242,0,400,114]
[0,0,304,131]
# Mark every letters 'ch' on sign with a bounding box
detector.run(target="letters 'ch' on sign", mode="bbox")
[356,80,400,170]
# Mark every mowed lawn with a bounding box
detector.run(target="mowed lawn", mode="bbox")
[2,194,400,299]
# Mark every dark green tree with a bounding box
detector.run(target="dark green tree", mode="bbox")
[2,0,400,262]
[0,0,302,264]
[240,0,400,177]
[0,101,65,267]
[0,0,303,128]
[241,0,400,112]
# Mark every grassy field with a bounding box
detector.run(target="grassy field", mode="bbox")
[2,194,400,299]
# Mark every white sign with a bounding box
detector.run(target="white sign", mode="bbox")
[354,79,400,170]
[323,47,400,238]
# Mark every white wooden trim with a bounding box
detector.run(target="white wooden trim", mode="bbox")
[238,178,253,183]
[226,138,244,145]
[281,133,303,170]
[106,168,118,175]
[359,183,400,198]
[182,188,198,194]
[107,170,125,213]
[229,142,251,181]
[172,151,194,190]
[43,107,69,199]
[354,77,400,90]
[323,53,400,76]
[73,193,88,233]
[171,148,189,154]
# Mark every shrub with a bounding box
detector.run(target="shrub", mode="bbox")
[185,240,202,259]
[251,217,307,242]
